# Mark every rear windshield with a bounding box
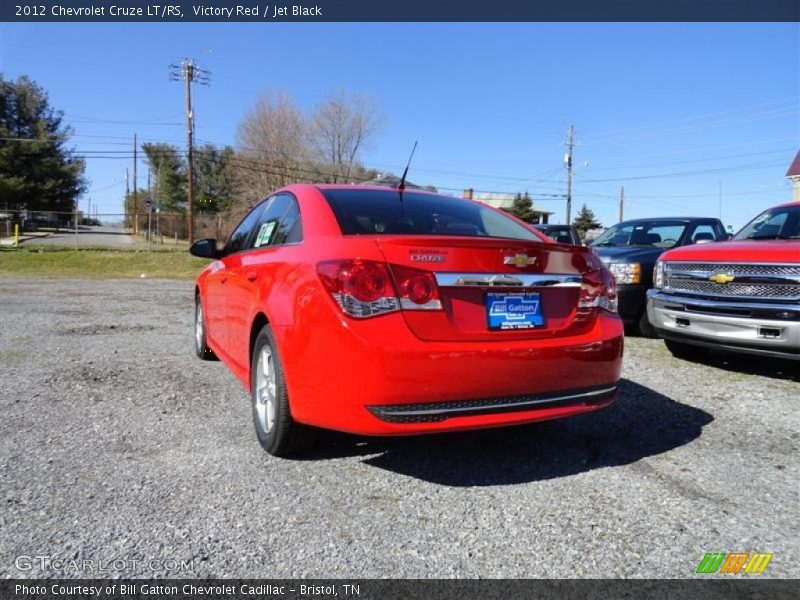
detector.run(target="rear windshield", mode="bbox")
[321,189,540,241]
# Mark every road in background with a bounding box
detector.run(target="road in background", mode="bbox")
[21,225,135,247]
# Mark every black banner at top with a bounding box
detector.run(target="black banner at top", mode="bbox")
[3,0,800,22]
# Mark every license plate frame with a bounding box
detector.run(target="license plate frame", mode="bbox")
[486,291,544,330]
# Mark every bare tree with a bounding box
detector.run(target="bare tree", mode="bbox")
[311,90,383,183]
[233,91,312,207]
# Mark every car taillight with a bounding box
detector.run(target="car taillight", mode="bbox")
[317,260,443,318]
[579,268,618,314]
[389,264,442,310]
[317,260,399,318]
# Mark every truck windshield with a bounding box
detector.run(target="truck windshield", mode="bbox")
[734,205,800,240]
[321,188,541,241]
[591,221,687,249]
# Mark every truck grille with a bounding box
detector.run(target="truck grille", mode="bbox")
[664,262,800,302]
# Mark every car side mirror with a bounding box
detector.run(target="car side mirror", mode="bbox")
[190,238,220,259]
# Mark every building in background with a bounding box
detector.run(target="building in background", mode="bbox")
[786,150,800,202]
[463,189,554,224]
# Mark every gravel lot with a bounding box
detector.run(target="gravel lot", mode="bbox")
[0,277,798,579]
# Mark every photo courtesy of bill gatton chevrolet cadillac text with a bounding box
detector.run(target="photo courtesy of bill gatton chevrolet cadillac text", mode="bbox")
[191,185,624,455]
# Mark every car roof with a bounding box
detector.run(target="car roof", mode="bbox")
[617,216,718,225]
[773,201,800,209]
[310,183,443,197]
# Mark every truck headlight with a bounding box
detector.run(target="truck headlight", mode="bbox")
[608,262,641,285]
[654,260,664,289]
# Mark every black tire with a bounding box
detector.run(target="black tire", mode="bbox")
[194,296,216,360]
[664,338,708,360]
[637,310,658,338]
[250,324,316,456]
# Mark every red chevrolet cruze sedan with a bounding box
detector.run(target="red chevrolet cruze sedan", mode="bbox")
[191,185,623,455]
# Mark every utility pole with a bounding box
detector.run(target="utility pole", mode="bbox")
[619,186,624,223]
[132,134,138,236]
[170,59,210,244]
[125,168,130,229]
[564,124,575,225]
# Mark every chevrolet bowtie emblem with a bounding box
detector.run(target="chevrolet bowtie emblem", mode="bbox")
[504,253,536,268]
[709,273,735,284]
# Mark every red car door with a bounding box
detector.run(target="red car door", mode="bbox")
[225,194,298,370]
[203,258,228,350]
[208,200,268,357]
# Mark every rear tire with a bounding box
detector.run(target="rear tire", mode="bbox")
[251,325,316,456]
[637,310,658,338]
[665,339,708,360]
[194,296,216,360]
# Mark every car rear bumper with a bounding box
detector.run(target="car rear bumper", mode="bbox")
[279,312,624,435]
[647,290,800,360]
[366,384,618,423]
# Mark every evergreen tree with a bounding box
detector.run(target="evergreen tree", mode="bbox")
[573,204,602,239]
[503,191,536,223]
[0,75,86,215]
[195,144,235,213]
[142,143,186,212]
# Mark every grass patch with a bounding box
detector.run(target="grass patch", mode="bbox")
[0,247,210,280]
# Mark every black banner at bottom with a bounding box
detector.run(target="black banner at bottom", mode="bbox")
[1,580,798,600]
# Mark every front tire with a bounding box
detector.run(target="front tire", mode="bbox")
[251,325,315,456]
[194,296,216,360]
[664,338,708,360]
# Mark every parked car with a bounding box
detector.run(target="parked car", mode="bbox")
[589,216,727,336]
[191,184,624,456]
[647,202,800,361]
[533,223,582,245]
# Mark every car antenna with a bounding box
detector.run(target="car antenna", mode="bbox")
[397,141,418,192]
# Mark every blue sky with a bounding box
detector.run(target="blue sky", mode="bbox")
[2,22,798,229]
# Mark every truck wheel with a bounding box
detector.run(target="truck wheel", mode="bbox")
[637,310,658,338]
[194,296,216,360]
[251,325,316,456]
[664,339,708,360]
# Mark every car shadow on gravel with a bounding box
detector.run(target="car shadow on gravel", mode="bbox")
[675,351,799,383]
[299,378,713,487]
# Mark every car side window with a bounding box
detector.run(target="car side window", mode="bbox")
[250,194,295,249]
[273,200,302,245]
[225,200,268,254]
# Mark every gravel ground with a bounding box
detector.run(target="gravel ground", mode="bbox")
[0,278,797,579]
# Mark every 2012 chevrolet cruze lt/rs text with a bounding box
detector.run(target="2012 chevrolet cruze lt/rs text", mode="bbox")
[191,185,623,455]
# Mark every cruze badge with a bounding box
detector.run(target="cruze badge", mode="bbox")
[410,254,446,262]
[709,273,735,284]
[504,253,536,268]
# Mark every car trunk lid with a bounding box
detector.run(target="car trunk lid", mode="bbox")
[376,236,600,342]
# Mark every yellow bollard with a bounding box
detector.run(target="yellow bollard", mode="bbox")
[14,223,19,247]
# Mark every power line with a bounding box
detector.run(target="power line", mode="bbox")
[581,96,799,142]
[581,147,795,171]
[583,107,797,146]
[577,159,787,183]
